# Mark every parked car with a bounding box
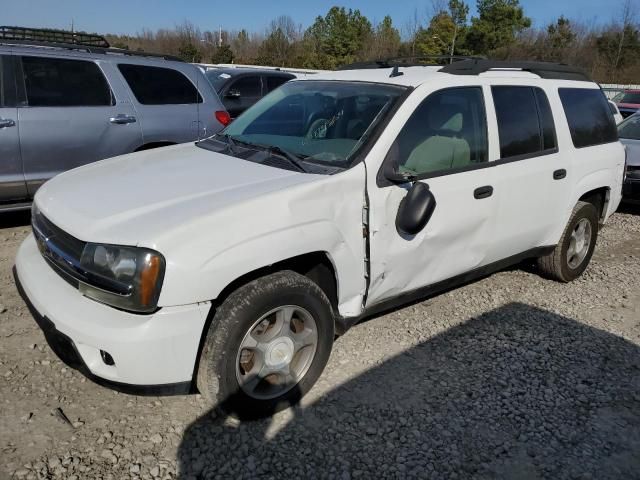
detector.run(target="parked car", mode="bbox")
[608,100,624,124]
[205,67,295,119]
[618,112,640,203]
[0,26,227,211]
[612,89,640,119]
[15,59,624,418]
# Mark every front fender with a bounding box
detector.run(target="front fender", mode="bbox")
[157,165,367,318]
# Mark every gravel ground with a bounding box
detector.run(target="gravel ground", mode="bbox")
[1,206,639,480]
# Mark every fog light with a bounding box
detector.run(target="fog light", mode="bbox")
[100,350,115,366]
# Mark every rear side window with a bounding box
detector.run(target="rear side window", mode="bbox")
[118,64,202,105]
[265,75,291,92]
[229,76,261,97]
[559,88,617,148]
[492,86,557,159]
[21,56,112,107]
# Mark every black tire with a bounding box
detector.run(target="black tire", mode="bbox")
[537,201,599,282]
[196,270,334,419]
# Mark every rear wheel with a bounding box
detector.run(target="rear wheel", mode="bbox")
[537,201,599,282]
[196,270,334,418]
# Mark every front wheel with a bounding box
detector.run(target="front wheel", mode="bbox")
[537,201,599,282]
[196,270,334,419]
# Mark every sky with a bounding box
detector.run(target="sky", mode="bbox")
[2,0,621,37]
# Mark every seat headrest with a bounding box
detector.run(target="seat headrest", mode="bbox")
[427,105,463,133]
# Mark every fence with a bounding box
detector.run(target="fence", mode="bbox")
[601,84,640,99]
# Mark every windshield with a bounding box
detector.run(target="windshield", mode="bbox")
[613,91,640,104]
[217,80,406,168]
[618,114,640,140]
[205,69,230,93]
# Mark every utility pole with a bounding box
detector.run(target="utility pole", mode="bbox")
[218,26,222,47]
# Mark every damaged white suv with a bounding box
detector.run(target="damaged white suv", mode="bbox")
[15,59,624,417]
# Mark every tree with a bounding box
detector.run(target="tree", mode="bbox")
[303,7,373,69]
[465,0,532,55]
[178,42,202,62]
[211,44,234,64]
[415,12,456,57]
[449,0,469,58]
[543,16,576,61]
[371,15,401,59]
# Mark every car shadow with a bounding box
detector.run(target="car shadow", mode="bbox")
[176,303,640,479]
[618,202,640,216]
[0,210,31,228]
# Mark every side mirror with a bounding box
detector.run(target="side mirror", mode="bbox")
[396,182,437,236]
[226,89,241,99]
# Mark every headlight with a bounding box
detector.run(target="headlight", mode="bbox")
[79,243,165,313]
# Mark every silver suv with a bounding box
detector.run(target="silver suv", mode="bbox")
[0,26,227,211]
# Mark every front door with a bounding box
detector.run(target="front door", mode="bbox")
[17,55,143,195]
[0,55,27,202]
[366,86,500,306]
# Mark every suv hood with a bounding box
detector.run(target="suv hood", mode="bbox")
[35,143,319,246]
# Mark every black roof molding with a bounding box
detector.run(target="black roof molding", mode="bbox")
[439,59,591,81]
[0,26,183,62]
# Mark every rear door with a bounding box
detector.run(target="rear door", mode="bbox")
[117,63,202,144]
[0,54,28,202]
[17,55,143,195]
[486,85,569,260]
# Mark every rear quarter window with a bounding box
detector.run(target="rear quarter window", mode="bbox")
[118,64,202,105]
[559,88,617,148]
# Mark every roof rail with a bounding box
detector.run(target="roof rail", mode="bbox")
[337,55,481,71]
[0,26,109,48]
[0,26,184,62]
[439,59,591,81]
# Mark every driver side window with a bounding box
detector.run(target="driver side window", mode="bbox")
[390,87,488,177]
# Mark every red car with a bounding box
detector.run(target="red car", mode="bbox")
[613,89,640,119]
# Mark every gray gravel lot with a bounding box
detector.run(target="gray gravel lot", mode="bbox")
[1,206,639,479]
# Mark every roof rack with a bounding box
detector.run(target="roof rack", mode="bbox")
[439,59,591,81]
[338,55,480,70]
[0,26,110,48]
[0,26,184,62]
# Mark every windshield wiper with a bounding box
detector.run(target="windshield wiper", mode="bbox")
[265,145,308,173]
[215,135,308,173]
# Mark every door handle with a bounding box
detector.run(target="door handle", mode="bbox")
[109,114,137,125]
[553,169,567,180]
[0,118,16,128]
[474,186,493,199]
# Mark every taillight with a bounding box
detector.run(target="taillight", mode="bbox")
[215,110,231,126]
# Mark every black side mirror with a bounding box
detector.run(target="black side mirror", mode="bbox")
[396,182,437,236]
[226,89,241,99]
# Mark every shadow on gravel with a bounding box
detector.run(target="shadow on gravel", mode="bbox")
[177,303,640,479]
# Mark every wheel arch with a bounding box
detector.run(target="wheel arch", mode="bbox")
[189,251,340,387]
[578,187,610,224]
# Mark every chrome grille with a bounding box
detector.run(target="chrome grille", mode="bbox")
[32,209,87,288]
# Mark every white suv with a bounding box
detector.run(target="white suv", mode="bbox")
[15,59,624,417]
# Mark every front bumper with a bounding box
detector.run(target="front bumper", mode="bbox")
[15,234,211,390]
